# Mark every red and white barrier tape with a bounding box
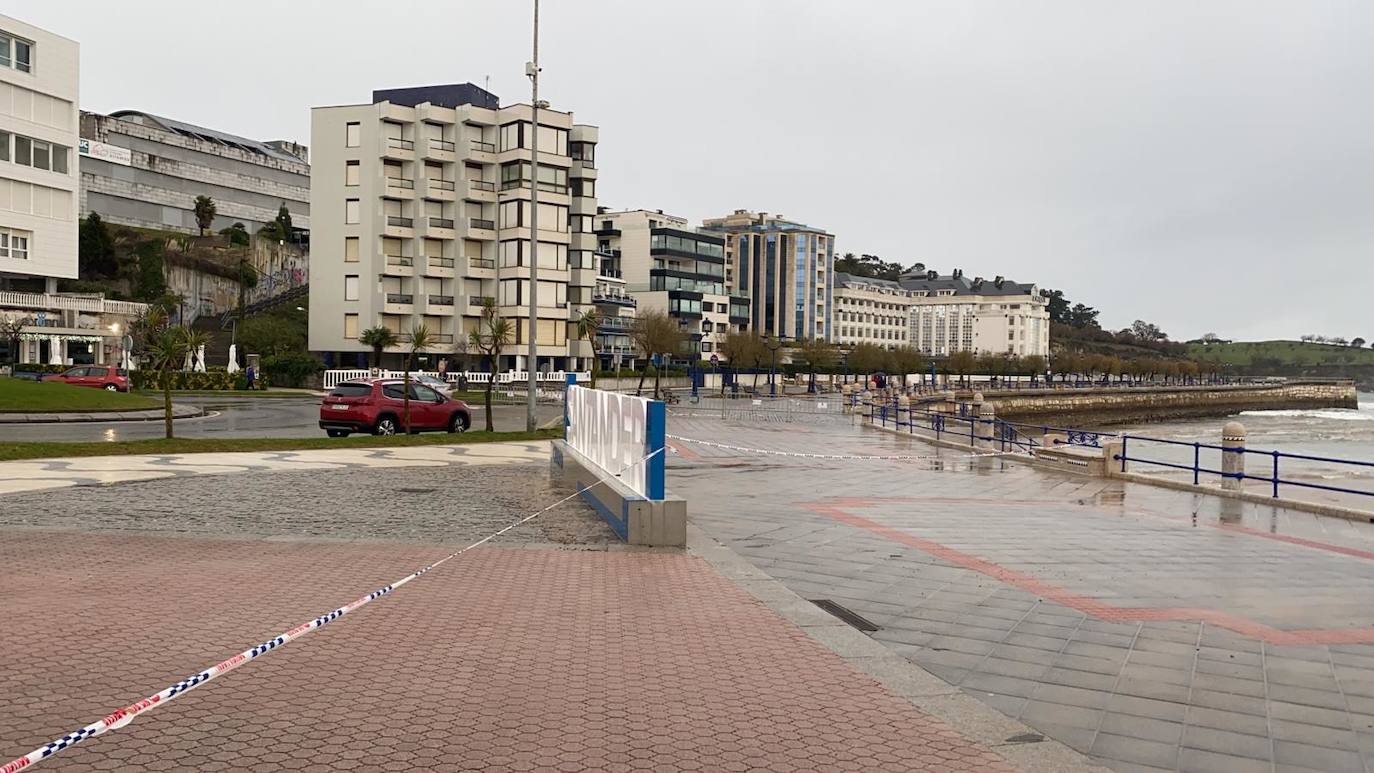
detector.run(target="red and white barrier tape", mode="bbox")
[665,434,1010,461]
[2,447,663,773]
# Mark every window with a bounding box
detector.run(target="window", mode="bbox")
[701,342,713,352]
[0,228,31,260]
[570,141,595,165]
[0,32,33,73]
[0,131,8,162]
[344,237,359,262]
[571,178,595,198]
[345,161,360,186]
[345,199,360,224]
[345,122,361,147]
[343,314,359,339]
[344,275,359,301]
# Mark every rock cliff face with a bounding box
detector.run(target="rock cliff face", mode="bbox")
[978,383,1358,427]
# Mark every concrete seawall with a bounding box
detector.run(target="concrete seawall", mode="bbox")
[974,382,1358,426]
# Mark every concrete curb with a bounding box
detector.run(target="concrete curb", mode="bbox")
[687,524,1108,773]
[0,405,207,423]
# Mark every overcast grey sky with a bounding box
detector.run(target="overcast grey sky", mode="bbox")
[13,0,1373,341]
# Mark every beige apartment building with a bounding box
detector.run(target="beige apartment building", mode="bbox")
[701,210,833,342]
[597,209,747,364]
[833,270,1049,358]
[0,14,146,367]
[309,83,600,371]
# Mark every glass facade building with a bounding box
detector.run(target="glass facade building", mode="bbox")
[704,212,834,342]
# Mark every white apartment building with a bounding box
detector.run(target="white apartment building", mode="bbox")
[0,15,145,367]
[701,210,833,342]
[596,209,747,364]
[902,270,1049,357]
[309,84,600,371]
[832,273,912,348]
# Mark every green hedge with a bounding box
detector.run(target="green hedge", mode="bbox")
[132,369,241,391]
[16,363,70,374]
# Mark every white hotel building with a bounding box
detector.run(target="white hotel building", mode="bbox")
[0,14,144,367]
[833,270,1049,357]
[309,83,600,371]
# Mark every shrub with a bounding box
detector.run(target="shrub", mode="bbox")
[130,369,239,391]
[16,363,69,374]
[261,352,322,388]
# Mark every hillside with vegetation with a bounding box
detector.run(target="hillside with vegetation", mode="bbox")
[1187,340,1374,387]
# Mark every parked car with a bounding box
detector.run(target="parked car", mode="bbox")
[409,373,455,396]
[41,365,131,392]
[318,378,471,437]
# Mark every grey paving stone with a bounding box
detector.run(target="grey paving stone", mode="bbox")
[1119,662,1195,687]
[1267,683,1350,711]
[1114,676,1192,703]
[1020,699,1104,731]
[1107,694,1190,723]
[1191,673,1267,698]
[1028,682,1111,710]
[1177,746,1274,773]
[980,656,1051,680]
[1271,739,1364,773]
[1098,712,1183,744]
[1055,652,1127,676]
[959,672,1042,699]
[1043,666,1119,692]
[1268,718,1359,751]
[1180,725,1272,761]
[1195,657,1266,680]
[1089,732,1180,769]
[1268,699,1357,730]
[1186,706,1271,736]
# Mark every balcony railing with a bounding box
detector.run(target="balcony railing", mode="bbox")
[594,292,638,307]
[468,257,495,270]
[468,295,496,307]
[428,295,455,306]
[429,138,456,152]
[599,268,623,279]
[429,217,455,229]
[386,177,414,189]
[471,140,496,153]
[386,255,413,267]
[387,216,414,228]
[470,180,495,192]
[432,333,455,344]
[386,137,414,151]
[469,218,495,230]
[429,179,456,191]
[0,290,148,318]
[386,293,414,305]
[599,316,634,330]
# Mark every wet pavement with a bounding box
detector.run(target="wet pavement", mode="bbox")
[668,405,1374,772]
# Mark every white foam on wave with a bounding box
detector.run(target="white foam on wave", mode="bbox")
[1238,408,1374,422]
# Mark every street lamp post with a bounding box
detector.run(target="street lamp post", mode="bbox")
[524,0,542,432]
[765,335,784,398]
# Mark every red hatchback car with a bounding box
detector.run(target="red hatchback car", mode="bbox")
[319,379,471,437]
[42,365,131,392]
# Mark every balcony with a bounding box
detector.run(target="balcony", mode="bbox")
[384,255,414,276]
[593,225,622,237]
[468,256,495,270]
[384,293,415,313]
[428,217,455,230]
[432,333,455,344]
[599,315,634,331]
[429,256,455,269]
[0,290,148,318]
[468,295,496,311]
[386,177,414,190]
[594,292,638,308]
[470,180,495,192]
[429,179,457,191]
[428,294,455,307]
[383,137,415,160]
[428,138,456,154]
[386,215,414,228]
[469,218,495,231]
[470,139,496,154]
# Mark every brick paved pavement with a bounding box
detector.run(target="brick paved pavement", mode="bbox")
[2,445,1025,771]
[669,410,1374,772]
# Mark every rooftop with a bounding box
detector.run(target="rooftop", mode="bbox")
[106,110,308,165]
[371,83,500,111]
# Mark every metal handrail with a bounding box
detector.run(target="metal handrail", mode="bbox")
[1116,434,1374,500]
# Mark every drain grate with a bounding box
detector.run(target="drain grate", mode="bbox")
[810,599,880,632]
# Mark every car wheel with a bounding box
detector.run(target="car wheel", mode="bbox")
[374,417,398,436]
[326,429,349,438]
[104,383,119,391]
[449,413,470,434]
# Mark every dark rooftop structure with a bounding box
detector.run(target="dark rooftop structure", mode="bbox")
[896,268,1038,297]
[108,110,309,164]
[371,83,500,111]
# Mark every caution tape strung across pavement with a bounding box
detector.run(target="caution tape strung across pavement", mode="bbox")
[1,448,664,773]
[665,434,1012,461]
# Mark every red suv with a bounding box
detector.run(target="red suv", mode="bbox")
[42,365,131,392]
[319,379,472,437]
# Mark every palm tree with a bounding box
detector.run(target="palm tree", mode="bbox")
[192,195,217,236]
[467,299,512,432]
[359,326,399,369]
[575,308,603,388]
[402,322,435,432]
[145,327,190,439]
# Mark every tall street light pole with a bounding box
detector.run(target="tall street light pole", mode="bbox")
[524,0,542,431]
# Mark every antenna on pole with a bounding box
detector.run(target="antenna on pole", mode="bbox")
[485,74,490,95]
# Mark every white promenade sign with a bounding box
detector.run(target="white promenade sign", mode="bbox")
[566,386,664,499]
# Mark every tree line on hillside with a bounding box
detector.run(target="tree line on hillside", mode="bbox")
[1300,334,1370,348]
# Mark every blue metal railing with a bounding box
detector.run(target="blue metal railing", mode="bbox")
[1115,435,1374,501]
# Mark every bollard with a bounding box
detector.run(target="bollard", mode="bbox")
[977,401,996,450]
[1221,421,1246,492]
[841,384,853,414]
[896,394,910,432]
[860,390,873,424]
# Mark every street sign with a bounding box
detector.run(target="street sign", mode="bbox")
[709,354,719,366]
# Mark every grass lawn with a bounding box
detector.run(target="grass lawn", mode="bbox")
[1188,340,1374,367]
[0,428,562,462]
[131,389,319,399]
[0,378,160,413]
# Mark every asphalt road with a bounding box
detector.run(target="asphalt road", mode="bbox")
[0,396,563,442]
